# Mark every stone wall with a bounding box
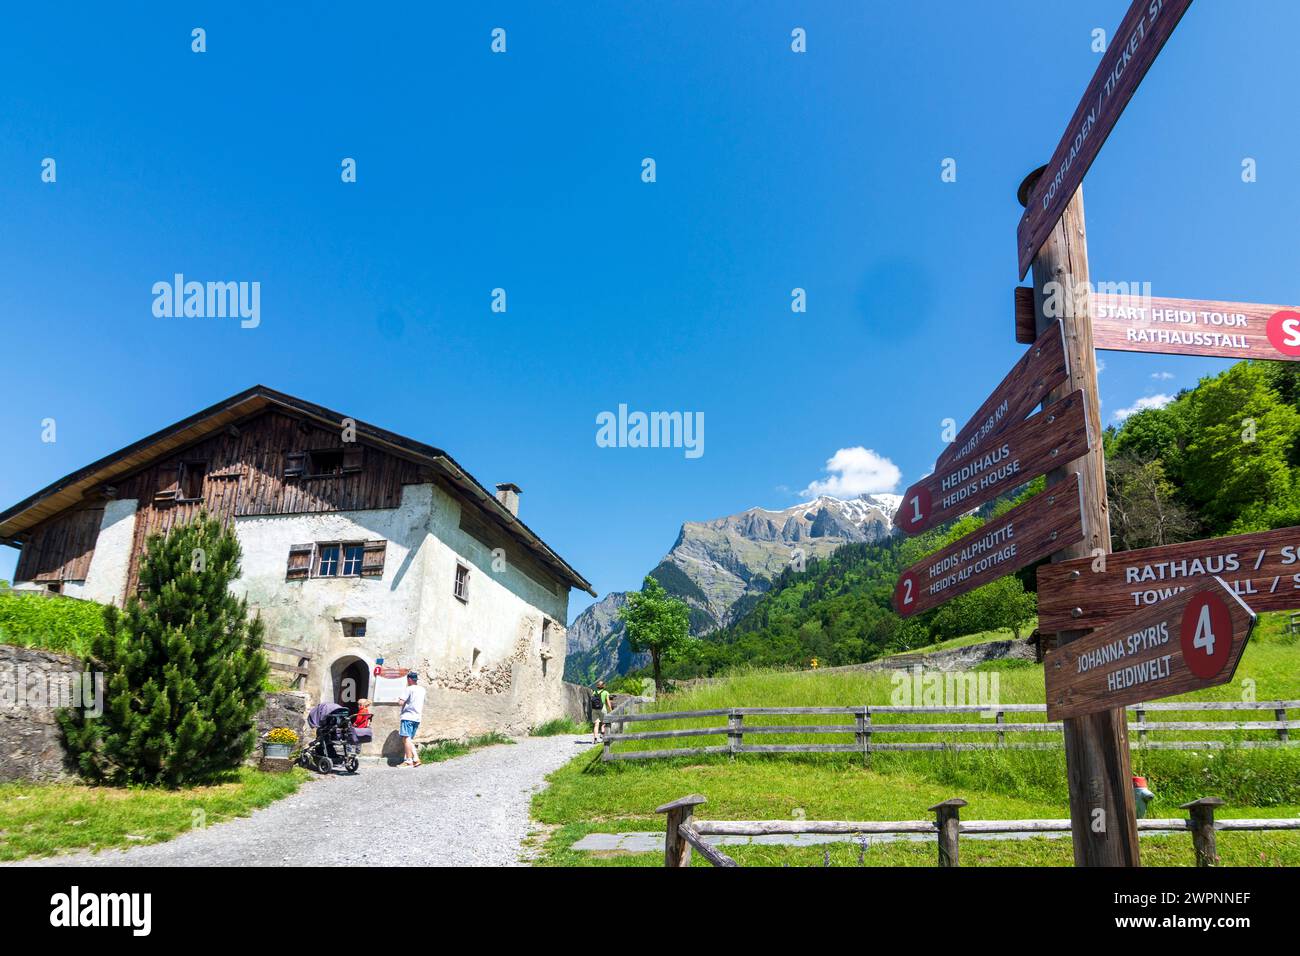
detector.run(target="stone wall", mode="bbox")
[0,642,311,783]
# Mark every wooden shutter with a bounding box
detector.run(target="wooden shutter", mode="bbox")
[286,543,314,580]
[284,452,306,478]
[342,446,364,474]
[360,540,387,577]
[153,463,181,502]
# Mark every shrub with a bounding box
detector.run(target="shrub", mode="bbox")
[59,514,269,786]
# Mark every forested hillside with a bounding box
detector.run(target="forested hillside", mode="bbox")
[643,360,1300,681]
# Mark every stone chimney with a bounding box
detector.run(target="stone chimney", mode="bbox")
[495,482,521,516]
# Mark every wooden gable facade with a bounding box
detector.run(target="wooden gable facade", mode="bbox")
[5,388,593,602]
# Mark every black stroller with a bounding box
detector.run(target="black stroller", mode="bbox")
[300,702,371,774]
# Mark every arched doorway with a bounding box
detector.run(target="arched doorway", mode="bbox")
[331,655,370,715]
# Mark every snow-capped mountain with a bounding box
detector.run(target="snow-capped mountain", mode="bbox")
[564,494,900,682]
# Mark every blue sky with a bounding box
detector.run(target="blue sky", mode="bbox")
[2,2,1297,622]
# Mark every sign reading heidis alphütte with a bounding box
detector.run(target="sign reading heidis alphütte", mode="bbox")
[894,474,1084,618]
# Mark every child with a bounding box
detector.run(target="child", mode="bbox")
[352,698,374,744]
[354,699,373,729]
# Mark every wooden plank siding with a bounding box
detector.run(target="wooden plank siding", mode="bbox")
[13,505,104,582]
[111,410,425,594]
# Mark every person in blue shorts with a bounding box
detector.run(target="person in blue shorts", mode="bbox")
[397,671,426,767]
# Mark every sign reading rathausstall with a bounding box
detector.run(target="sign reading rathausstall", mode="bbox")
[896,390,1090,536]
[933,319,1069,476]
[1037,525,1300,632]
[1092,293,1300,362]
[1044,576,1255,721]
[894,474,1084,618]
[1016,0,1194,277]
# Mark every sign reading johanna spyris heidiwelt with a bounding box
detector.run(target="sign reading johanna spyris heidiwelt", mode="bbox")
[894,474,1084,618]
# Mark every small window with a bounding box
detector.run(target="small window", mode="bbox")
[454,563,470,602]
[308,450,346,477]
[179,460,207,501]
[313,541,366,578]
[342,618,366,638]
[316,544,340,577]
[46,582,62,595]
[541,619,552,645]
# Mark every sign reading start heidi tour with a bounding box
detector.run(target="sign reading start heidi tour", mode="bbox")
[1092,293,1300,362]
[1044,576,1255,721]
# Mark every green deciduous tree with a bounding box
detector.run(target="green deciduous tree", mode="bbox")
[60,514,269,786]
[619,575,692,694]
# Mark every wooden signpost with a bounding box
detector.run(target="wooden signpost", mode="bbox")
[897,389,1090,537]
[1092,293,1300,361]
[1016,0,1193,277]
[1045,577,1255,721]
[1037,525,1300,632]
[894,474,1084,618]
[933,319,1069,475]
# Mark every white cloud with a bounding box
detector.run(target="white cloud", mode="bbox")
[1113,394,1173,422]
[802,447,901,498]
[1151,371,1175,381]
[1096,357,1106,374]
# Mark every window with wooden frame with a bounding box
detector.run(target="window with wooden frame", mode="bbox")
[454,562,471,602]
[179,460,207,502]
[286,540,387,581]
[284,446,365,480]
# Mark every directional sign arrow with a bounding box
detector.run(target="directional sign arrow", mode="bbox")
[1017,0,1193,277]
[933,319,1069,477]
[896,390,1090,537]
[894,474,1083,618]
[1045,576,1255,721]
[1037,525,1300,633]
[1092,293,1300,362]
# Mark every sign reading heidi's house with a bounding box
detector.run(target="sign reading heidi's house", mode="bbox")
[1093,293,1300,362]
[932,319,1069,476]
[897,390,1089,536]
[1037,525,1300,632]
[894,474,1084,618]
[1044,577,1255,721]
[1016,0,1193,277]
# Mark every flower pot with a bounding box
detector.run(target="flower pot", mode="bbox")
[264,742,292,759]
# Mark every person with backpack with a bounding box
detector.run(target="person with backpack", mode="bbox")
[591,680,611,744]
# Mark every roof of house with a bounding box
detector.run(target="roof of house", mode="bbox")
[0,385,595,596]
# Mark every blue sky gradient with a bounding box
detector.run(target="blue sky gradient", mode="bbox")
[2,2,1297,620]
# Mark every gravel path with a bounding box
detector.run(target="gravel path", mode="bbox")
[16,735,590,867]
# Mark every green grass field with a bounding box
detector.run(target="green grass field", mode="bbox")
[532,616,1300,866]
[0,768,309,861]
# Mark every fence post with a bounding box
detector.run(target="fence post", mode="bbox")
[863,707,873,767]
[929,798,967,868]
[727,709,744,758]
[996,709,1006,748]
[855,708,867,765]
[1180,797,1223,867]
[656,794,708,868]
[1135,705,1146,745]
[1276,705,1289,744]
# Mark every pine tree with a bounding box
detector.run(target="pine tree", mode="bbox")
[60,513,269,786]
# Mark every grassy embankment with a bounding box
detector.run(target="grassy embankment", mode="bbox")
[532,615,1300,866]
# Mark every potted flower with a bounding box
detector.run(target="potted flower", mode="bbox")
[264,727,298,759]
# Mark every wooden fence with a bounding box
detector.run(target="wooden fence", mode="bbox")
[601,700,1300,761]
[657,794,1300,867]
[263,643,312,690]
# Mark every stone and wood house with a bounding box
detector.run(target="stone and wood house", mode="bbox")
[0,386,594,751]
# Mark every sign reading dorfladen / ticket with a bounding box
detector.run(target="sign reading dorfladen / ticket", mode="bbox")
[894,474,1084,618]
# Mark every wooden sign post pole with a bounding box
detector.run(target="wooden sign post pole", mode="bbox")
[1023,174,1141,867]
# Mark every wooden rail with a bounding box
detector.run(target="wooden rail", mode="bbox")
[657,794,1300,867]
[604,700,1300,761]
[263,642,312,688]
